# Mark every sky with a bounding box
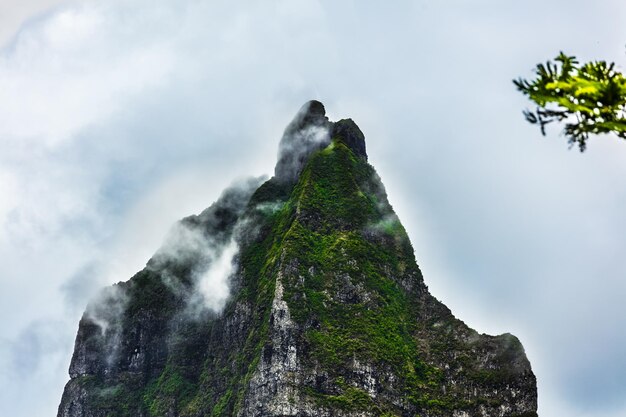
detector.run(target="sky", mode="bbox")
[0,0,625,416]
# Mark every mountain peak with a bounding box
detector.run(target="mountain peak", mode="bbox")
[298,99,326,122]
[274,100,367,182]
[58,102,537,417]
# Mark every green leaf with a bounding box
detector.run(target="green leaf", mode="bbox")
[514,52,626,151]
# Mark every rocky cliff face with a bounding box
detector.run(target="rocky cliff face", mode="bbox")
[58,101,538,417]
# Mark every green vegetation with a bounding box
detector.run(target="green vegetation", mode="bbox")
[144,363,196,415]
[125,269,181,317]
[306,384,375,410]
[76,375,144,416]
[514,52,626,150]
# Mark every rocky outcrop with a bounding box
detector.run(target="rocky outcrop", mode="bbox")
[58,101,537,417]
[275,100,331,183]
[332,119,367,161]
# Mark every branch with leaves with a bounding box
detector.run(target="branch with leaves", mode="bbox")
[514,52,626,151]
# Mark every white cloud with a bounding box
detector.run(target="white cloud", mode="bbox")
[0,169,18,232]
[0,1,176,147]
[0,0,68,47]
[197,238,238,312]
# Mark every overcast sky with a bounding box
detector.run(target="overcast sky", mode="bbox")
[1,1,625,416]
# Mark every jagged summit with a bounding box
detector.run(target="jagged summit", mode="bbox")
[291,100,328,127]
[58,102,537,417]
[275,101,366,182]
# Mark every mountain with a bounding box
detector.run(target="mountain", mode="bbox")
[58,101,537,417]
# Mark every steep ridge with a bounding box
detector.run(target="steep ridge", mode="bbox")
[58,101,537,417]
